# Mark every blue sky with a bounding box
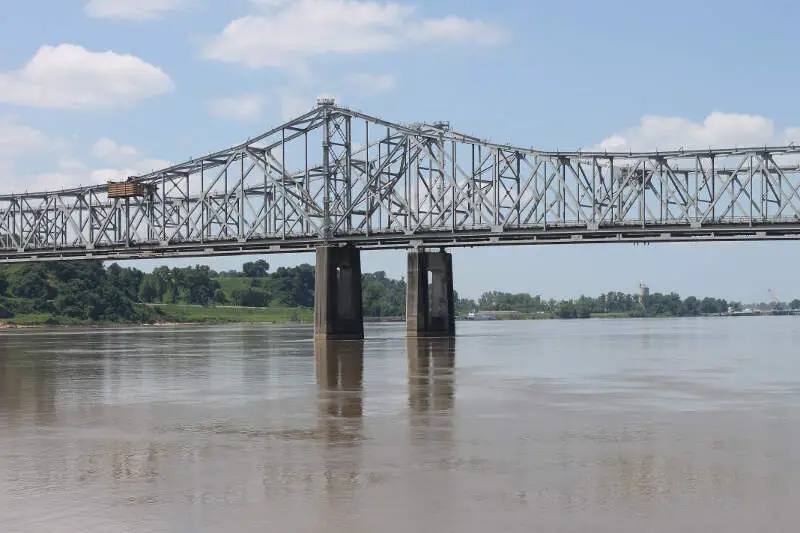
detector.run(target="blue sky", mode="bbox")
[2,0,800,302]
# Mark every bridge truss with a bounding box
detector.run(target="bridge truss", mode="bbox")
[3,101,800,262]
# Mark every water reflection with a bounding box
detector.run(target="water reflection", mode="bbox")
[407,337,456,416]
[314,341,365,503]
[2,321,800,532]
[0,337,57,425]
[315,341,364,433]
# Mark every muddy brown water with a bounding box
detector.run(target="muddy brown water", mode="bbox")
[1,318,799,532]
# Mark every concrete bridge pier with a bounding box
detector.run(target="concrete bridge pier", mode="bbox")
[406,249,456,338]
[315,246,364,341]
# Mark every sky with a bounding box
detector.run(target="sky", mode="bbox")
[2,0,800,303]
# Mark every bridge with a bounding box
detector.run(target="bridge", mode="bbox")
[3,99,800,338]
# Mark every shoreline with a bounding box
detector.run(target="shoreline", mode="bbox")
[0,321,202,330]
[3,312,792,331]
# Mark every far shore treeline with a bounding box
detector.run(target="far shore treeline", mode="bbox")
[0,260,796,327]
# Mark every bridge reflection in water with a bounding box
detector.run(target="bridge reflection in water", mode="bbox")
[407,338,456,417]
[3,325,797,531]
[315,340,365,448]
[314,337,456,504]
[314,338,456,429]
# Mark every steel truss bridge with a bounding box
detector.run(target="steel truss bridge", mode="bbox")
[3,100,800,263]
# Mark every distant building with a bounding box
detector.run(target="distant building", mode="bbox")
[638,282,650,307]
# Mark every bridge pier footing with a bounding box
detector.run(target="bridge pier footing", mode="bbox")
[406,249,456,338]
[314,246,364,341]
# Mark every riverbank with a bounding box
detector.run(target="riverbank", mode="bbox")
[3,307,793,330]
[0,304,315,328]
[151,303,314,324]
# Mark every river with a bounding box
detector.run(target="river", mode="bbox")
[1,318,799,532]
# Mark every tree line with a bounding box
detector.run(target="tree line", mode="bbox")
[0,260,410,323]
[0,262,165,323]
[460,290,735,318]
[1,259,794,324]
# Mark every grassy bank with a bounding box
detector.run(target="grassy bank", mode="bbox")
[1,313,60,326]
[150,304,314,325]
[1,304,313,327]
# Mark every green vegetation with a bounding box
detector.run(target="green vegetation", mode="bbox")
[0,262,168,326]
[458,291,736,319]
[153,304,313,324]
[1,257,793,328]
[0,259,408,327]
[362,271,406,317]
[217,263,315,308]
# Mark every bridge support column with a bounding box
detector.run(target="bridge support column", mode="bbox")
[315,246,364,341]
[406,249,455,338]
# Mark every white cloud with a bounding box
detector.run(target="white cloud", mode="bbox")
[0,119,48,156]
[408,16,505,46]
[91,137,139,163]
[0,126,170,194]
[596,112,795,152]
[207,94,266,121]
[345,73,395,94]
[85,0,190,20]
[3,156,95,194]
[90,137,169,177]
[0,44,174,110]
[0,115,172,194]
[25,170,98,193]
[29,148,170,193]
[783,127,800,145]
[90,167,151,183]
[278,91,316,120]
[203,0,506,68]
[57,157,89,174]
[0,120,67,193]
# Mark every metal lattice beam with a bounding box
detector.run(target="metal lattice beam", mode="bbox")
[3,101,800,262]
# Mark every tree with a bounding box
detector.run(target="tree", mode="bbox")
[145,266,173,303]
[106,263,145,300]
[0,271,8,296]
[180,266,220,306]
[699,297,727,315]
[268,264,314,307]
[54,279,98,320]
[243,259,270,278]
[556,301,577,319]
[574,296,593,318]
[13,269,56,300]
[362,271,405,317]
[232,289,269,307]
[683,296,700,316]
[213,289,228,305]
[791,299,800,310]
[455,296,476,314]
[138,277,159,303]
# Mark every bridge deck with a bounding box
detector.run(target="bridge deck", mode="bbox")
[3,223,799,263]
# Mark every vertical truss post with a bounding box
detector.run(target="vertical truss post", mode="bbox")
[322,103,332,240]
[282,128,287,239]
[345,114,352,232]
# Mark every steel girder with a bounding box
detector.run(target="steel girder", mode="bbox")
[3,102,800,262]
